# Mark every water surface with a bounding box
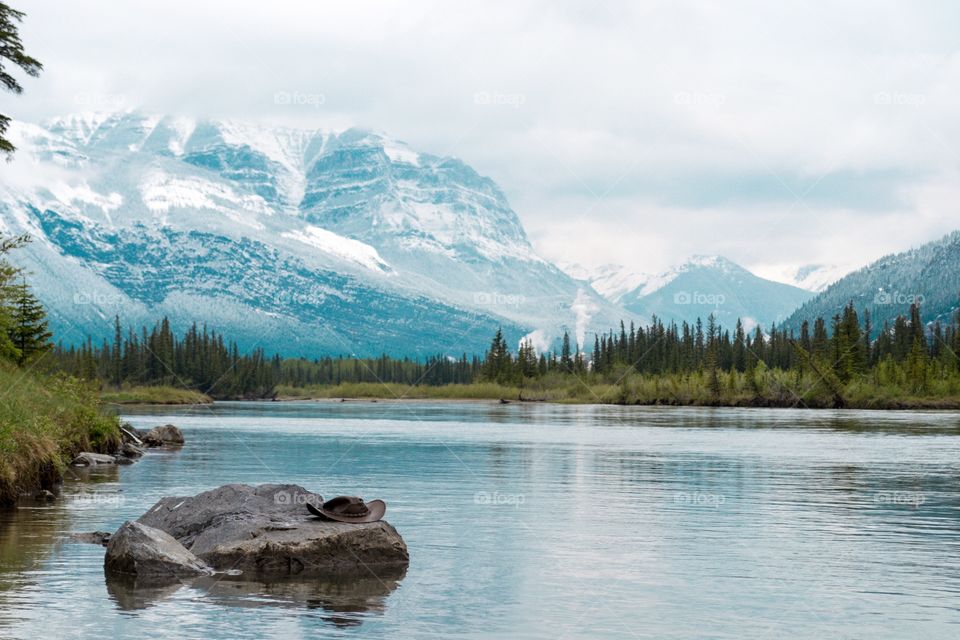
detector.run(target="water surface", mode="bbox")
[2,401,960,638]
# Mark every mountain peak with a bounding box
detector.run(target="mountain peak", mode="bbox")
[1,112,630,357]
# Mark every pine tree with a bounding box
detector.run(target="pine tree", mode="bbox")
[732,319,747,372]
[7,276,50,365]
[110,315,122,387]
[705,314,721,398]
[0,3,42,157]
[481,328,512,383]
[560,331,572,373]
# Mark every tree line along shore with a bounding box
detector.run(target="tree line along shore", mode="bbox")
[49,297,960,410]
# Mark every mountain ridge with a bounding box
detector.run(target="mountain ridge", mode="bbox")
[783,231,960,333]
[564,256,814,329]
[1,111,630,357]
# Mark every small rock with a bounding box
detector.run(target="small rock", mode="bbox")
[71,452,117,466]
[34,489,56,502]
[69,531,112,546]
[104,521,213,583]
[142,424,184,447]
[114,455,135,465]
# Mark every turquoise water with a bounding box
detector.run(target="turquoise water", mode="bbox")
[2,401,960,638]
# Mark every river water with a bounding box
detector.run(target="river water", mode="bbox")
[1,401,959,638]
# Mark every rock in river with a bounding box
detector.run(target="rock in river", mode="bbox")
[69,530,113,546]
[71,452,117,466]
[136,483,409,579]
[121,442,146,458]
[141,424,185,447]
[104,521,213,582]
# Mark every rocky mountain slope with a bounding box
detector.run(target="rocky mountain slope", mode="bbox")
[784,231,960,332]
[0,112,628,357]
[565,256,814,330]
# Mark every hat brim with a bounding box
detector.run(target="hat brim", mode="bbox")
[311,499,386,523]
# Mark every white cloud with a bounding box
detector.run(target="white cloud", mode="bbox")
[9,0,960,277]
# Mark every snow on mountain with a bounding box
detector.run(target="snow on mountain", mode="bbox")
[0,111,631,356]
[784,231,960,332]
[560,262,653,302]
[281,225,392,273]
[761,263,854,293]
[583,256,814,329]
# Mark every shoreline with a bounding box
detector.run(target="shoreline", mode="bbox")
[101,385,960,412]
[253,395,960,411]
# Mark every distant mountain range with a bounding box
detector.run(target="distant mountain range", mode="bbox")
[0,111,953,356]
[563,256,815,330]
[784,231,960,332]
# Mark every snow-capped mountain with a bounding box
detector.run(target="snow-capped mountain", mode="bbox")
[0,112,629,356]
[578,256,814,330]
[764,263,853,293]
[560,262,653,302]
[784,231,960,332]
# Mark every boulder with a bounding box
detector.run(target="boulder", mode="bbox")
[104,521,212,582]
[137,484,408,578]
[142,424,185,447]
[71,452,117,466]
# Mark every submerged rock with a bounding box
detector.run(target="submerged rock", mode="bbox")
[104,521,212,582]
[142,424,185,447]
[69,530,113,546]
[137,483,409,578]
[71,452,117,466]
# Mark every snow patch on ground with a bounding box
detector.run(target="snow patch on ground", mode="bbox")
[282,225,392,273]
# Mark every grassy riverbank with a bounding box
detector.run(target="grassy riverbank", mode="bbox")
[99,385,213,405]
[0,363,122,505]
[275,368,960,409]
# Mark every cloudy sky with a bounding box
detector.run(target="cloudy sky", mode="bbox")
[8,0,960,280]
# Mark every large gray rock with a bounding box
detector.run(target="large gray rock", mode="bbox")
[142,424,184,447]
[137,484,408,578]
[104,521,213,582]
[71,452,117,466]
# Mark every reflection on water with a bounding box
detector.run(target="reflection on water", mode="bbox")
[1,402,960,638]
[105,567,406,622]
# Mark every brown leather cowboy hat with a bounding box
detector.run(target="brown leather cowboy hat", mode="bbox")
[307,496,386,523]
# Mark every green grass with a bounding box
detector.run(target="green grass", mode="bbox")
[275,381,522,400]
[0,362,121,505]
[100,385,212,405]
[275,368,960,410]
